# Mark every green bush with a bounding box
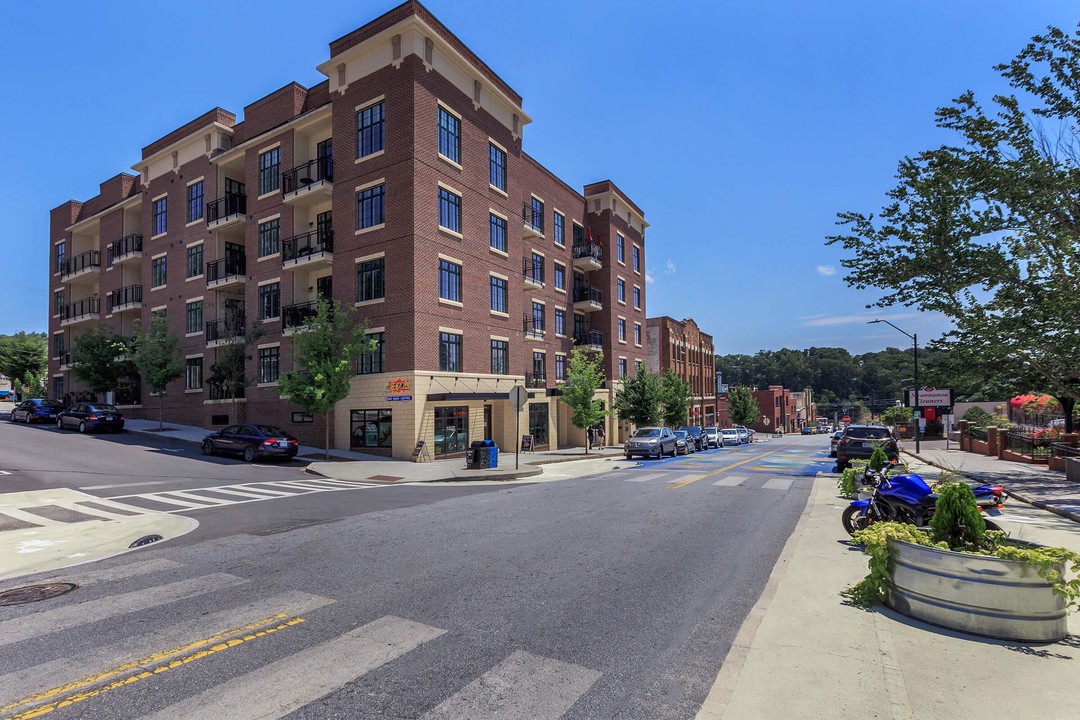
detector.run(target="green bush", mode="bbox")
[961,406,992,426]
[929,482,986,549]
[868,446,888,470]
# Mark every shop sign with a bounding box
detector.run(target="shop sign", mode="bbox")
[387,378,411,394]
[387,395,412,402]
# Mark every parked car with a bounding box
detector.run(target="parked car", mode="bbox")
[801,426,815,435]
[624,427,677,460]
[672,430,692,455]
[734,426,751,444]
[720,428,740,446]
[830,430,844,457]
[202,424,300,462]
[56,403,125,433]
[703,427,720,448]
[677,426,708,451]
[10,399,64,424]
[835,424,899,471]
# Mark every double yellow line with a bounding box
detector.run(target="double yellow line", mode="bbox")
[667,445,790,489]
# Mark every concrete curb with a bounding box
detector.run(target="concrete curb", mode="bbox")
[304,463,544,483]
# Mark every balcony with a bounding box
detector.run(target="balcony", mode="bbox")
[61,297,100,326]
[574,330,603,351]
[107,234,143,265]
[572,242,603,271]
[523,314,545,342]
[59,352,73,370]
[61,250,101,282]
[206,192,246,230]
[522,202,544,238]
[206,318,246,348]
[108,285,142,314]
[522,256,544,289]
[525,372,547,389]
[572,285,603,312]
[282,300,322,332]
[282,229,333,269]
[282,157,333,206]
[206,254,247,289]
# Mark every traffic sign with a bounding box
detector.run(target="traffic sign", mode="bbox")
[509,385,528,410]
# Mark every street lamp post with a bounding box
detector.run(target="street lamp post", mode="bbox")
[869,319,919,454]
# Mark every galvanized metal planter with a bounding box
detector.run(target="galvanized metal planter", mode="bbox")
[885,538,1068,643]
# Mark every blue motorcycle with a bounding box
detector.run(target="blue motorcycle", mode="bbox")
[842,469,1005,535]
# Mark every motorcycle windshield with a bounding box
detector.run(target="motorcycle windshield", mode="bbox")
[881,473,933,505]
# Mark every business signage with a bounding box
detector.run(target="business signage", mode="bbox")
[387,378,411,394]
[906,386,953,407]
[386,395,412,402]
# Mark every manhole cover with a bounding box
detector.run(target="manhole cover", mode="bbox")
[0,582,78,607]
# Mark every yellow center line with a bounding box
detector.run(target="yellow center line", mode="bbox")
[1,613,303,719]
[668,444,790,489]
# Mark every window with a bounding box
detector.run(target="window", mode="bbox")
[258,347,280,384]
[53,333,64,358]
[529,252,544,284]
[350,409,392,449]
[532,351,546,380]
[53,289,64,316]
[532,301,545,331]
[553,212,565,246]
[153,198,167,236]
[357,259,385,302]
[186,244,204,279]
[554,308,565,336]
[55,242,66,274]
[572,224,584,246]
[529,196,544,232]
[439,332,462,372]
[185,357,203,390]
[489,213,507,252]
[438,106,460,163]
[633,286,641,309]
[617,279,625,303]
[616,234,624,263]
[357,332,384,375]
[258,219,280,257]
[53,377,64,401]
[438,187,461,233]
[186,300,203,334]
[554,263,566,291]
[618,318,626,342]
[528,403,549,446]
[490,339,508,375]
[187,181,204,222]
[489,142,506,190]
[357,101,385,158]
[258,282,280,320]
[490,276,507,313]
[151,256,167,288]
[433,406,468,456]
[619,358,628,377]
[439,259,461,302]
[633,245,640,272]
[357,184,385,229]
[555,354,566,381]
[259,148,280,195]
[634,322,642,345]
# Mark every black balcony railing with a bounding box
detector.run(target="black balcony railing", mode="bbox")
[107,234,143,264]
[62,250,101,277]
[522,202,544,233]
[574,330,603,347]
[523,256,544,285]
[282,157,333,194]
[572,242,603,265]
[523,313,545,339]
[526,372,546,388]
[572,285,603,305]
[1003,431,1055,458]
[206,253,246,283]
[59,352,72,366]
[61,297,100,321]
[206,192,246,224]
[108,284,142,312]
[1052,442,1080,458]
[282,300,323,330]
[282,229,334,263]
[206,318,246,343]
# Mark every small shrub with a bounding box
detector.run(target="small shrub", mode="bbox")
[929,482,986,549]
[961,407,992,426]
[868,446,888,470]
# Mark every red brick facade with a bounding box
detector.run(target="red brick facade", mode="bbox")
[646,316,717,425]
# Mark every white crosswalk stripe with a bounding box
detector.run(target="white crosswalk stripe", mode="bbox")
[622,472,664,483]
[713,476,748,487]
[101,477,380,515]
[762,477,794,490]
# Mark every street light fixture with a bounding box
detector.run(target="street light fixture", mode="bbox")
[868,319,920,454]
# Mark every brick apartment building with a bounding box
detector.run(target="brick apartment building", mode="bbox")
[646,316,716,425]
[752,385,800,434]
[48,1,649,460]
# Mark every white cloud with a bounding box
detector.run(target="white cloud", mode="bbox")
[798,312,920,328]
[817,265,837,276]
[665,259,676,274]
[645,271,655,284]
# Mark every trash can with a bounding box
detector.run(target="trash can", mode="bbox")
[482,440,498,468]
[468,441,488,470]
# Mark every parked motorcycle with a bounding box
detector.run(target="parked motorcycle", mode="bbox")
[842,468,1006,535]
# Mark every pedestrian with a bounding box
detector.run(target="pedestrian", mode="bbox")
[588,427,596,449]
[597,425,605,448]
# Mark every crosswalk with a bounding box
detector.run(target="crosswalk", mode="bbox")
[0,560,604,719]
[620,472,797,491]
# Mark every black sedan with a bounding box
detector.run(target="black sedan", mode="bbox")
[10,399,64,424]
[56,403,125,433]
[677,426,708,451]
[202,424,300,462]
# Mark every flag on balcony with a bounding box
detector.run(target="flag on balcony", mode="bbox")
[588,227,601,247]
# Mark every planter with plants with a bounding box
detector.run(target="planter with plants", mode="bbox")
[844,483,1078,642]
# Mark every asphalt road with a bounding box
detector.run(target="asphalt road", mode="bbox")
[0,420,827,719]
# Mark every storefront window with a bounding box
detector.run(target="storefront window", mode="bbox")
[350,409,392,449]
[528,403,549,447]
[434,406,468,456]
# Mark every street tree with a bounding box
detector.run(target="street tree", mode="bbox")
[613,365,662,427]
[727,386,759,428]
[557,347,607,453]
[276,298,375,459]
[827,24,1080,432]
[0,332,46,396]
[659,369,692,428]
[880,405,913,427]
[131,314,184,431]
[71,326,128,397]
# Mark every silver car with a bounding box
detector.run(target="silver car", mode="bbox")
[703,427,720,448]
[720,428,740,446]
[735,426,751,444]
[624,427,678,460]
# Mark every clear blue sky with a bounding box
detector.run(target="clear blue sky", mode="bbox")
[5,0,1074,354]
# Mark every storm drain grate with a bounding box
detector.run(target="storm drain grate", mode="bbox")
[129,534,164,548]
[0,582,78,607]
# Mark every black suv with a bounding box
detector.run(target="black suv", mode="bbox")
[677,426,708,451]
[835,425,898,471]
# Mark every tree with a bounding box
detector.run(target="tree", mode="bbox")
[659,369,692,428]
[276,298,375,459]
[728,386,760,428]
[131,314,184,431]
[827,25,1080,432]
[0,332,46,396]
[557,347,607,453]
[613,365,662,427]
[71,326,127,397]
[881,405,914,427]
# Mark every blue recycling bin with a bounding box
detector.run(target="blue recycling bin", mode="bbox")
[485,440,499,468]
